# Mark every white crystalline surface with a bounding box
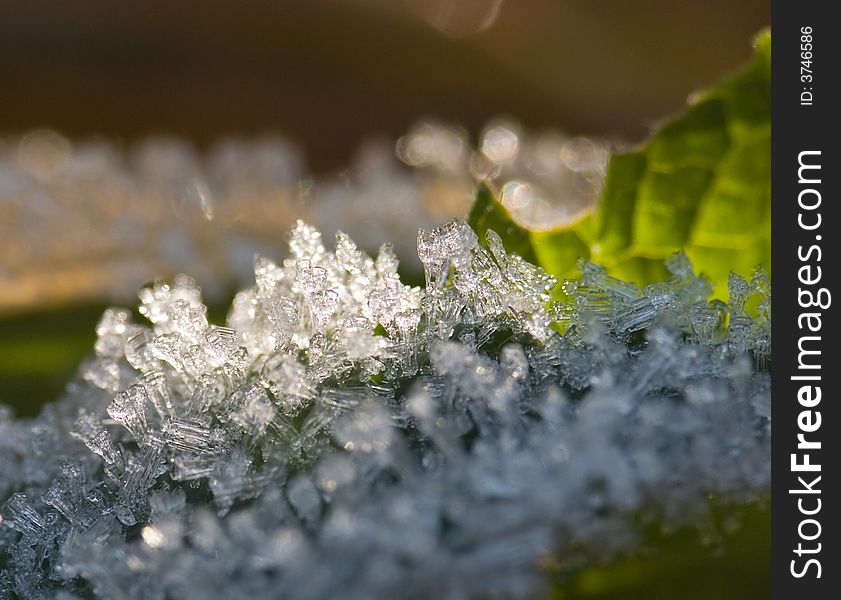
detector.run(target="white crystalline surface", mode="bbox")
[0,220,770,600]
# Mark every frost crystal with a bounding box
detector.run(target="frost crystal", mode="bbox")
[0,221,770,599]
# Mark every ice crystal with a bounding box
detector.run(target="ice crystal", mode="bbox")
[0,221,770,599]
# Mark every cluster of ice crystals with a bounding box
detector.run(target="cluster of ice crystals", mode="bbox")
[0,221,770,599]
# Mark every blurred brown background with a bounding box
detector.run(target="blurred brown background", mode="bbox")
[1,0,769,171]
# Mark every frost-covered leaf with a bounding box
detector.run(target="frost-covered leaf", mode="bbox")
[469,30,771,298]
[0,219,771,599]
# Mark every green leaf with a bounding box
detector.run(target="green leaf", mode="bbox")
[468,183,539,265]
[548,500,770,599]
[468,29,771,298]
